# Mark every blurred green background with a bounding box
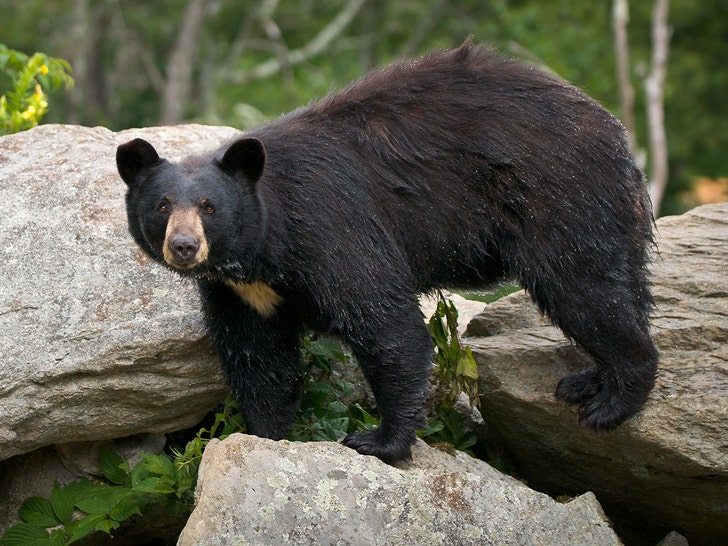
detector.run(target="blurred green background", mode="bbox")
[2,0,726,216]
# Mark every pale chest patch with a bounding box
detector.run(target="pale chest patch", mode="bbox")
[225,280,283,317]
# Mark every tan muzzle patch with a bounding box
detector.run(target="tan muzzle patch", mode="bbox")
[163,207,210,269]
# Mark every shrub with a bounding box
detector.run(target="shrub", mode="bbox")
[0,44,73,135]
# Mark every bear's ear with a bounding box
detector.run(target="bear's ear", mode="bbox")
[220,137,266,186]
[116,138,162,188]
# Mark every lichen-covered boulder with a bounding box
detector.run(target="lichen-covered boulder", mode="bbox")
[178,434,621,545]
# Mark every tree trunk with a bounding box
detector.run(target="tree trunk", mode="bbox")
[646,0,670,216]
[612,0,637,157]
[67,0,89,125]
[159,0,209,125]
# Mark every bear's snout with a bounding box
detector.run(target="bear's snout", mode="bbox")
[169,234,199,264]
[161,207,210,269]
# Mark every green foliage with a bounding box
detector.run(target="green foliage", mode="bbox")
[418,405,478,456]
[290,335,378,442]
[3,1,727,211]
[3,2,725,211]
[0,395,245,545]
[0,451,178,544]
[419,290,480,454]
[169,394,247,482]
[459,283,521,304]
[426,291,480,407]
[0,44,73,135]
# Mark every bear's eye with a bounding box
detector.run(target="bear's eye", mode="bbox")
[202,203,215,214]
[158,203,169,214]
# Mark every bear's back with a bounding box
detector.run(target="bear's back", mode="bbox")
[250,42,629,196]
[242,42,644,290]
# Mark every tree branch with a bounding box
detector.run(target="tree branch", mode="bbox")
[229,0,368,85]
[258,0,295,90]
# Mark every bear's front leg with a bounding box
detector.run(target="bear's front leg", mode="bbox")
[339,301,434,464]
[198,280,305,440]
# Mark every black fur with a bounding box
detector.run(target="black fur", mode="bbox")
[117,43,658,464]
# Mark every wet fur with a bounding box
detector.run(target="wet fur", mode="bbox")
[118,43,658,464]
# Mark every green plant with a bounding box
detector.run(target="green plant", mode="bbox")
[417,405,478,455]
[0,453,178,545]
[417,290,480,453]
[170,394,246,479]
[290,335,378,442]
[0,396,245,545]
[0,44,73,135]
[426,290,480,407]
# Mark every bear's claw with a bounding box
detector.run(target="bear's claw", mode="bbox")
[342,428,415,465]
[556,366,652,431]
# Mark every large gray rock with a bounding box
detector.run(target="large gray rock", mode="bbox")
[0,124,236,461]
[178,434,622,546]
[466,203,728,545]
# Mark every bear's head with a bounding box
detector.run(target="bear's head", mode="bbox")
[116,137,267,276]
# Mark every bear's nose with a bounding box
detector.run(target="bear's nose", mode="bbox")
[170,235,199,263]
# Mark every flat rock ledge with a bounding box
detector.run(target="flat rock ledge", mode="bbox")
[178,434,621,546]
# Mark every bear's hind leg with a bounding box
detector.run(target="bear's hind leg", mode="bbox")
[554,329,658,430]
[526,273,658,430]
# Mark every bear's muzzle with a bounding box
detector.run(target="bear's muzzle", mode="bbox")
[163,208,209,269]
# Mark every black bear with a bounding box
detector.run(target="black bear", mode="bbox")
[117,43,658,464]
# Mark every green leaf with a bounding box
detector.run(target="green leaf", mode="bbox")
[306,336,350,363]
[455,433,477,451]
[446,340,462,365]
[108,493,145,523]
[65,514,115,544]
[62,478,105,504]
[133,476,174,495]
[427,315,448,351]
[219,416,246,438]
[94,516,121,535]
[456,351,479,380]
[141,454,176,478]
[130,460,150,489]
[49,483,75,524]
[416,419,445,438]
[0,523,49,545]
[18,497,58,527]
[74,486,133,515]
[322,417,349,439]
[15,530,67,546]
[348,403,379,431]
[327,400,348,414]
[45,529,66,546]
[99,449,129,485]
